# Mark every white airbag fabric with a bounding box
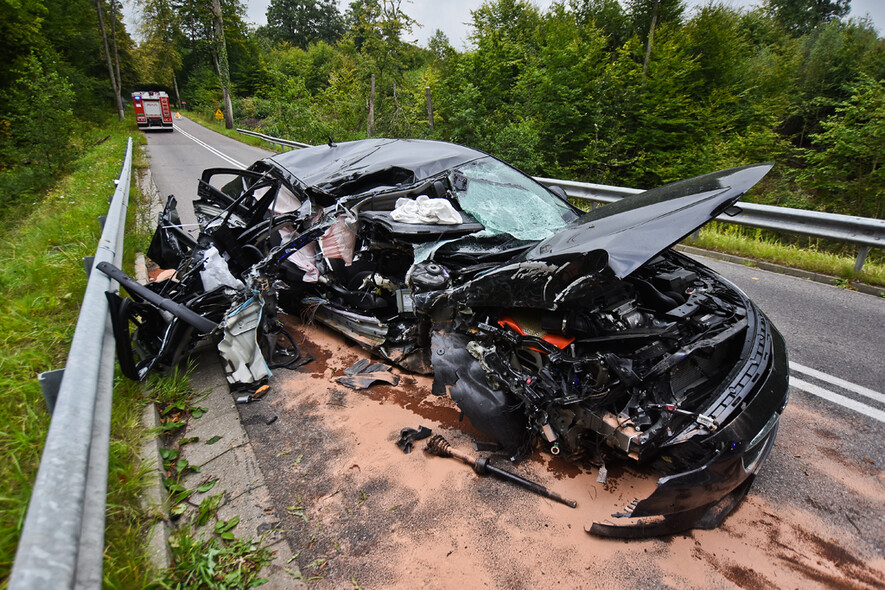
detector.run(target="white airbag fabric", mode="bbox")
[200,246,245,291]
[391,195,463,225]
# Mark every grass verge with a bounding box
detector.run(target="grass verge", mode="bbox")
[0,116,274,586]
[690,223,885,288]
[0,115,158,586]
[141,364,277,590]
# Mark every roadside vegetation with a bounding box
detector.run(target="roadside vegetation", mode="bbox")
[134,0,885,223]
[0,113,274,585]
[692,223,885,288]
[142,366,276,590]
[0,118,153,584]
[169,0,884,280]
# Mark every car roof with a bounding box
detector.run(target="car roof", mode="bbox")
[266,138,487,195]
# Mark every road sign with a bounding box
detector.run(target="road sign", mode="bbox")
[174,112,182,119]
[215,108,224,120]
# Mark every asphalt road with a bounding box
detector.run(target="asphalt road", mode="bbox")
[697,256,885,393]
[142,118,885,586]
[143,115,273,227]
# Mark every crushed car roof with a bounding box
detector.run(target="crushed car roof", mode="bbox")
[267,138,487,195]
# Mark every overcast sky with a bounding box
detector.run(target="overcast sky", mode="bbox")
[238,0,884,48]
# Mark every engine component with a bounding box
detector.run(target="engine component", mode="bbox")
[409,261,450,292]
[424,435,577,508]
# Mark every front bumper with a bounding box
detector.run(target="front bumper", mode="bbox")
[589,311,790,537]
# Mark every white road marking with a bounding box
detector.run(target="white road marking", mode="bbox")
[174,124,246,169]
[790,361,885,405]
[790,377,885,424]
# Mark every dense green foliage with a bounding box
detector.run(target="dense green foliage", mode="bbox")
[131,0,885,220]
[0,0,136,209]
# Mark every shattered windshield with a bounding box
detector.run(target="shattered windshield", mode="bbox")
[453,157,578,241]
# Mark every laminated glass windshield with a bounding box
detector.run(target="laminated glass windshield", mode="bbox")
[453,158,578,241]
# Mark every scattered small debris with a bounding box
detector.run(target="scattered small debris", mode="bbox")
[597,464,608,485]
[395,425,432,453]
[336,359,400,390]
[253,384,270,399]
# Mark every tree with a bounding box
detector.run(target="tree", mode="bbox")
[626,0,683,42]
[569,0,630,49]
[210,0,235,128]
[3,53,76,173]
[427,29,453,61]
[804,74,885,218]
[624,0,683,76]
[767,0,850,36]
[134,0,184,95]
[95,0,125,120]
[265,0,343,48]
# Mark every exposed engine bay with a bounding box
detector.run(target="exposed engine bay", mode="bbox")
[300,212,749,471]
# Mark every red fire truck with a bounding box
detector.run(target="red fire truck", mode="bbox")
[132,91,174,131]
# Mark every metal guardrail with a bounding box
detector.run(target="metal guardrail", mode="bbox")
[536,177,885,272]
[9,138,133,589]
[236,128,311,150]
[238,130,884,272]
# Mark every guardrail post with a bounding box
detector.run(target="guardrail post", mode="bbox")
[38,369,65,415]
[854,245,871,273]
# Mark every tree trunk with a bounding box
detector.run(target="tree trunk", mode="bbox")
[94,0,123,119]
[642,0,659,79]
[426,86,434,132]
[173,74,182,109]
[109,0,124,120]
[368,74,375,137]
[210,0,234,129]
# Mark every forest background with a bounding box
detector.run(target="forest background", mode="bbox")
[1,0,884,223]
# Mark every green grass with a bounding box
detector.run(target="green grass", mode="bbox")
[147,526,274,590]
[0,115,154,585]
[139,364,278,589]
[689,223,885,288]
[0,111,277,586]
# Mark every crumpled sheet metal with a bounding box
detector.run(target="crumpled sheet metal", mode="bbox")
[218,296,271,385]
[336,358,400,390]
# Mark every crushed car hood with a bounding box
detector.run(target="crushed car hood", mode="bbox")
[448,163,772,309]
[268,139,486,197]
[525,163,773,278]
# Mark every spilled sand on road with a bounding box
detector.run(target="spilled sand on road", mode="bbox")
[238,316,885,589]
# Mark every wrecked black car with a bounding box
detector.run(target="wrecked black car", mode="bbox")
[102,138,789,537]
